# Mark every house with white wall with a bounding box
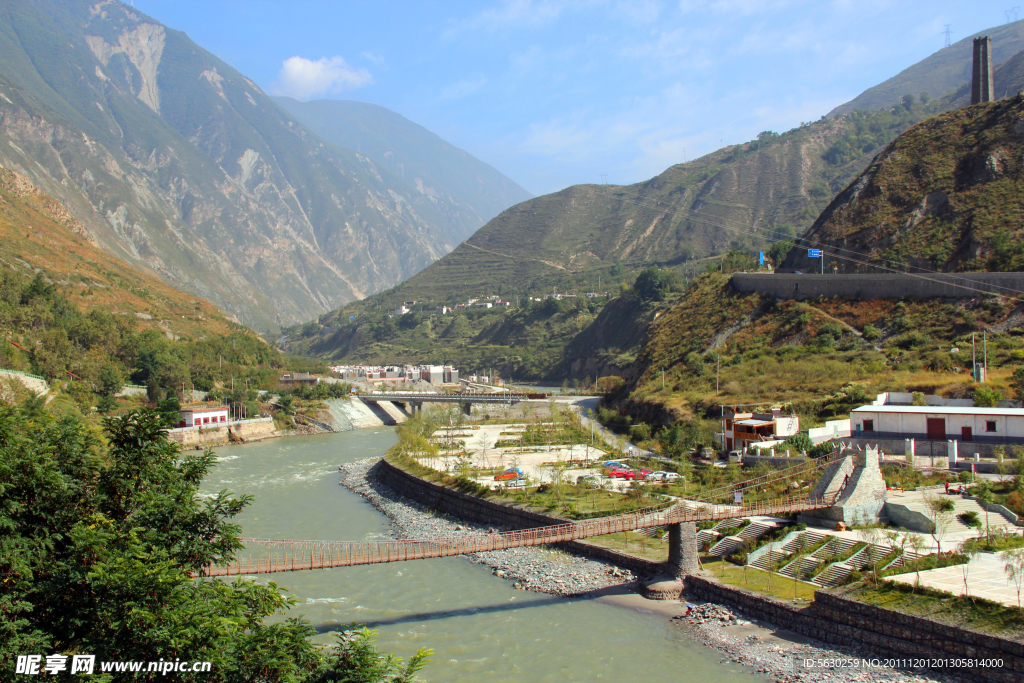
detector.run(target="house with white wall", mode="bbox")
[850,405,1024,445]
[720,408,800,452]
[179,406,229,428]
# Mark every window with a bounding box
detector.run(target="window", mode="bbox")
[987,420,997,433]
[863,419,874,432]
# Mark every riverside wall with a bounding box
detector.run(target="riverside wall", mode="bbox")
[730,272,1024,300]
[688,575,1022,683]
[168,417,280,448]
[375,458,664,576]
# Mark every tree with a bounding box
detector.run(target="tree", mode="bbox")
[973,385,1003,408]
[975,481,994,543]
[906,533,929,592]
[923,492,955,556]
[956,540,980,600]
[634,268,668,302]
[858,527,884,583]
[1014,367,1024,403]
[1002,548,1024,609]
[97,362,124,397]
[0,406,430,682]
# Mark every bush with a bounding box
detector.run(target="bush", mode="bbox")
[958,510,981,528]
[862,324,881,341]
[973,385,1003,408]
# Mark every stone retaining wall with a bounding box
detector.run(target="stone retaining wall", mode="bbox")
[168,417,280,448]
[376,458,663,576]
[687,575,1022,683]
[731,272,1024,301]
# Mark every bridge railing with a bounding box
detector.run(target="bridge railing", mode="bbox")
[202,489,840,576]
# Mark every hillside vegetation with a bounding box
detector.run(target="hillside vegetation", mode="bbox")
[0,0,512,330]
[0,165,318,417]
[785,96,1024,274]
[606,270,1024,450]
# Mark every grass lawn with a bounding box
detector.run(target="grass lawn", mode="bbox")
[585,531,669,562]
[702,558,819,602]
[842,581,1024,637]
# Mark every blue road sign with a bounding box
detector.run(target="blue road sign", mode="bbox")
[759,252,764,265]
[808,249,821,258]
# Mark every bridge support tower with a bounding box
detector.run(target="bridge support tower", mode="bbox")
[666,521,698,577]
[460,401,472,416]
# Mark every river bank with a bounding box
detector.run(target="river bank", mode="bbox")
[340,454,961,683]
[339,457,636,596]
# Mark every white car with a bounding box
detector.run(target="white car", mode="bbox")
[648,471,667,481]
[663,472,681,481]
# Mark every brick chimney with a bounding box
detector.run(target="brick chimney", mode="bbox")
[972,36,994,104]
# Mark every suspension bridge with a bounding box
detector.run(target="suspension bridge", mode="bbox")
[201,452,855,578]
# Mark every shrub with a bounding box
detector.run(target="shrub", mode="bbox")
[862,324,881,341]
[957,510,981,528]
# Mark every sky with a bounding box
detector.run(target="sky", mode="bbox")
[137,0,1017,196]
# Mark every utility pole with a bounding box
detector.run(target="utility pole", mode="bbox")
[984,331,988,381]
[716,354,720,395]
[972,333,977,382]
[662,367,665,389]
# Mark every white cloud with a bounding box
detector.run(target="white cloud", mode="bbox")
[271,56,373,100]
[360,51,386,65]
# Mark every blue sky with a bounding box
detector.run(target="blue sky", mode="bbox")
[139,0,1014,195]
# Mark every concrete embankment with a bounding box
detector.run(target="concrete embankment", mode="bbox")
[168,417,280,449]
[319,397,410,431]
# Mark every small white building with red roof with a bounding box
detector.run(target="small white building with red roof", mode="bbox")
[179,405,229,428]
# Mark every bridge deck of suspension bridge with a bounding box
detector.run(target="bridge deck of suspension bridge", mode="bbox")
[359,392,527,405]
[202,491,839,577]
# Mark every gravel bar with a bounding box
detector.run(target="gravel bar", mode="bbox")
[339,457,636,596]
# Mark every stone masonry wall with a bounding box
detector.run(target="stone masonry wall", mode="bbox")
[376,458,664,576]
[168,417,280,448]
[688,575,1022,683]
[731,272,1024,300]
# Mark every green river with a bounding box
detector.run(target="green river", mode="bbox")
[201,429,763,683]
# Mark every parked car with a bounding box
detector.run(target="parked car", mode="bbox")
[494,467,525,481]
[603,461,626,469]
[609,469,636,480]
[649,471,667,481]
[712,460,729,469]
[602,466,625,476]
[504,478,528,488]
[633,467,653,480]
[577,475,601,488]
[663,472,681,481]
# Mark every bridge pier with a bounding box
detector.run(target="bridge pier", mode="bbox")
[460,401,472,416]
[666,522,698,578]
[411,401,422,416]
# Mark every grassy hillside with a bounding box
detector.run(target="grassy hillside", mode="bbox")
[829,19,1024,116]
[785,96,1024,274]
[273,97,532,227]
[607,272,1024,446]
[0,164,319,415]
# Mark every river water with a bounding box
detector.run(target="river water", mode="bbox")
[201,430,762,683]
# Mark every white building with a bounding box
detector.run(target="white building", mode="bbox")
[179,406,229,428]
[850,405,1024,445]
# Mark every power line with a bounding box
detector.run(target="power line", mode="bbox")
[942,24,953,47]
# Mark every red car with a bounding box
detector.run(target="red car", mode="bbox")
[609,469,636,480]
[633,468,653,480]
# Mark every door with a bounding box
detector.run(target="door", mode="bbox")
[961,426,972,442]
[926,418,946,441]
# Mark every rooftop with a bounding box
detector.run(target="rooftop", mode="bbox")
[852,405,1024,417]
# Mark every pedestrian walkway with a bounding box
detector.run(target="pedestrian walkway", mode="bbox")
[888,552,1022,607]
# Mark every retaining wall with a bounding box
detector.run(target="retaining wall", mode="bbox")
[731,272,1024,301]
[375,458,664,576]
[0,369,48,396]
[687,575,1023,683]
[168,417,280,448]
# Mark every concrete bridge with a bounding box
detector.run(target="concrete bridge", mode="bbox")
[359,391,526,415]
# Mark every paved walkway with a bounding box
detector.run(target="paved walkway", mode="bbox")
[889,551,1023,607]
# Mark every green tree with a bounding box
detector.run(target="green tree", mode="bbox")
[0,406,430,682]
[973,385,1002,408]
[1012,367,1024,402]
[634,268,668,302]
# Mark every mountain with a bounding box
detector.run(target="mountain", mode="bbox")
[316,98,941,308]
[784,96,1024,274]
[829,19,1024,117]
[273,97,531,229]
[0,163,239,341]
[0,0,488,332]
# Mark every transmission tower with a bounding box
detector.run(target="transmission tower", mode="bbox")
[942,24,953,47]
